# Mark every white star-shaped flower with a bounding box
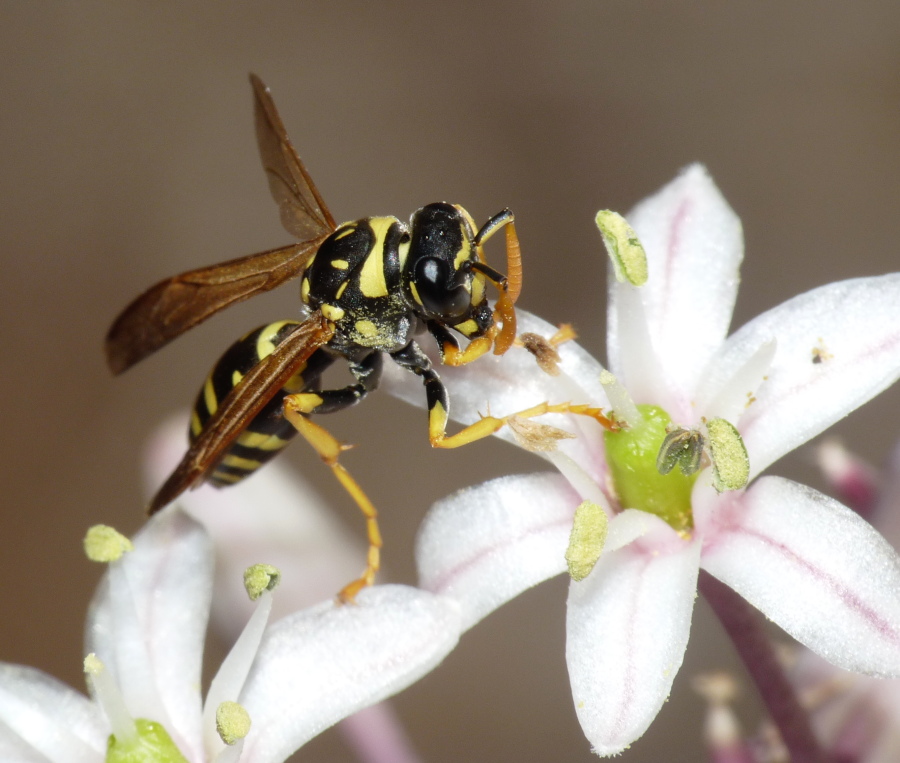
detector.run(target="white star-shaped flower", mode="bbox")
[0,506,460,763]
[383,165,900,755]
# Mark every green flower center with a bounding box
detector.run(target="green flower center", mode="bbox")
[106,719,189,763]
[603,404,697,532]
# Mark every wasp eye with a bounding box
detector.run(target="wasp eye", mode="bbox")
[415,257,471,318]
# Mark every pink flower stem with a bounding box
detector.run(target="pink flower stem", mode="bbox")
[698,570,833,763]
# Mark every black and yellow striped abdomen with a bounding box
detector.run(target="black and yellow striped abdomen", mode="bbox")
[191,320,334,486]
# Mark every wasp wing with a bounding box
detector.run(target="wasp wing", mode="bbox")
[251,73,337,240]
[105,240,325,374]
[149,314,335,513]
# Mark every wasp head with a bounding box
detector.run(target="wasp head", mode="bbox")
[404,202,492,338]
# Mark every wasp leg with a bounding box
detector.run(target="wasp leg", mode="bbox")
[548,323,577,346]
[282,352,384,603]
[390,342,616,451]
[474,210,522,355]
[428,320,497,367]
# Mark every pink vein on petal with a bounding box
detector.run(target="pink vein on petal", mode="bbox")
[740,319,900,439]
[659,197,690,327]
[704,514,900,645]
[424,513,574,596]
[608,552,649,740]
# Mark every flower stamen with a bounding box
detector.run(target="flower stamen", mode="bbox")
[599,370,640,428]
[243,563,280,601]
[656,427,706,477]
[84,525,133,563]
[595,210,648,286]
[202,564,281,755]
[84,653,137,745]
[705,417,750,492]
[565,501,609,581]
[216,700,251,746]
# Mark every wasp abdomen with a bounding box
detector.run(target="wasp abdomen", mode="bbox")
[191,320,333,486]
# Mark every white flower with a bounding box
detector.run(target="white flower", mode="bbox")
[383,165,900,755]
[143,415,368,642]
[143,417,426,763]
[0,506,460,763]
[781,440,900,763]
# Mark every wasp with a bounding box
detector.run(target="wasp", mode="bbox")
[107,76,604,601]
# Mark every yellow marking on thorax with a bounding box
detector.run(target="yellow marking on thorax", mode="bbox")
[354,319,379,339]
[231,369,243,386]
[222,453,263,471]
[237,430,291,451]
[190,409,203,436]
[256,321,295,360]
[301,276,310,302]
[333,224,356,240]
[203,377,218,415]
[358,217,394,298]
[336,281,348,299]
[321,303,345,321]
[331,259,349,270]
[454,318,479,337]
[398,235,410,270]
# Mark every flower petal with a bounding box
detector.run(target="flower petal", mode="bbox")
[238,585,460,763]
[0,663,105,762]
[85,507,212,760]
[144,416,365,642]
[608,165,743,415]
[416,472,581,630]
[698,476,900,676]
[703,274,900,477]
[566,523,701,756]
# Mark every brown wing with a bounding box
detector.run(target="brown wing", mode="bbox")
[251,73,337,239]
[105,240,324,374]
[148,314,335,514]
[106,76,337,375]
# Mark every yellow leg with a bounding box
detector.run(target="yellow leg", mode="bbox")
[429,399,617,449]
[473,211,522,357]
[283,393,381,604]
[441,325,498,367]
[548,323,577,346]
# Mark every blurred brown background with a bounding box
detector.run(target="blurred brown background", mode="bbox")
[2,3,899,761]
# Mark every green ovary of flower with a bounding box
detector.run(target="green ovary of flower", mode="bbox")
[604,405,697,532]
[106,719,189,763]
